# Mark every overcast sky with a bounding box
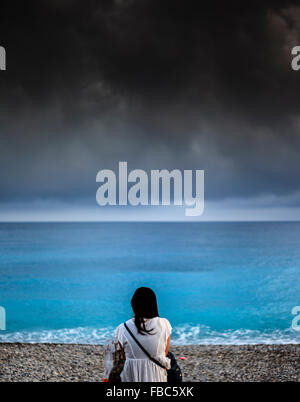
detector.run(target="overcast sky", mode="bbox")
[0,0,300,221]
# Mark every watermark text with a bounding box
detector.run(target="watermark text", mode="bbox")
[291,306,300,330]
[96,162,204,217]
[291,46,300,71]
[0,306,6,330]
[0,46,6,71]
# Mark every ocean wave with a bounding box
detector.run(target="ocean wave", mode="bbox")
[0,324,299,345]
[0,327,114,344]
[171,324,300,345]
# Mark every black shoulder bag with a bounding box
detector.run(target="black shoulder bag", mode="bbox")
[124,322,182,382]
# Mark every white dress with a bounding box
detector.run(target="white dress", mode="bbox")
[115,317,172,382]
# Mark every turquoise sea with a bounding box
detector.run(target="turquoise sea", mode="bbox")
[0,222,299,344]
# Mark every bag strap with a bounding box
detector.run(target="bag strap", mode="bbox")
[123,322,167,370]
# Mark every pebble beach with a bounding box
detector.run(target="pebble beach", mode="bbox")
[0,343,299,382]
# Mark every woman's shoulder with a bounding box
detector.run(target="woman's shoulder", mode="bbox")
[157,316,171,323]
[116,317,171,331]
[157,317,172,328]
[115,318,134,339]
[155,317,172,338]
[116,318,133,331]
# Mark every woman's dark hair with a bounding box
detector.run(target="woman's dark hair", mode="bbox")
[131,287,159,335]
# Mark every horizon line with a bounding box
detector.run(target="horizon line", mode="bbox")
[1,220,300,224]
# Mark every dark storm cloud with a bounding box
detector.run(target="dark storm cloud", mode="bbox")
[0,0,300,203]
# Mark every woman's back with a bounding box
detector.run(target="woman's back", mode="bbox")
[116,316,172,382]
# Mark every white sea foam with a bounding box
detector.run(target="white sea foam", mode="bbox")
[1,324,299,345]
[0,327,114,344]
[171,324,300,345]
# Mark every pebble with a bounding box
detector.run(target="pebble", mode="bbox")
[0,343,299,382]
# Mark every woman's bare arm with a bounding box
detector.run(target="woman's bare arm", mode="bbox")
[165,335,171,356]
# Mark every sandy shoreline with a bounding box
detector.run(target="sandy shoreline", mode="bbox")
[0,343,299,382]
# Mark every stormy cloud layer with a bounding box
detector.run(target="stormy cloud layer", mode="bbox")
[0,0,300,219]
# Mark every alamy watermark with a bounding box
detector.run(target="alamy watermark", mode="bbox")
[96,162,204,217]
[291,306,300,331]
[0,46,6,71]
[291,46,300,71]
[0,306,6,330]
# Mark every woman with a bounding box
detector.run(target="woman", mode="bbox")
[116,287,172,382]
